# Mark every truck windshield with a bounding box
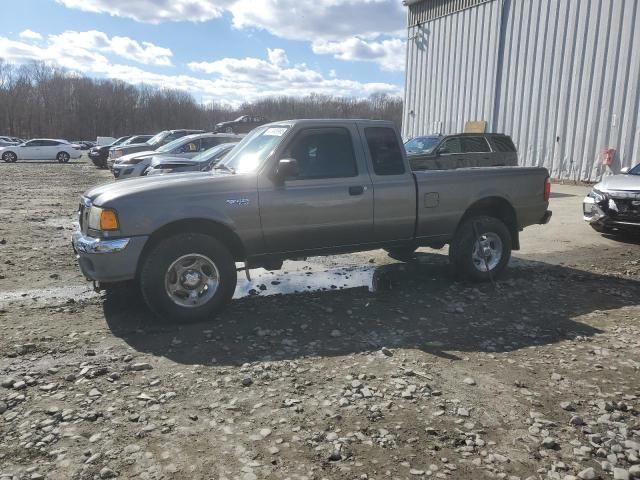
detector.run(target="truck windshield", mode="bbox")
[156,136,194,153]
[218,126,288,174]
[405,136,441,155]
[147,131,169,147]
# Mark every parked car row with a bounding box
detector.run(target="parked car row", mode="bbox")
[111,133,243,180]
[88,135,152,169]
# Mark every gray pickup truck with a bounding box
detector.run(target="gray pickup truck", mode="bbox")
[73,119,551,322]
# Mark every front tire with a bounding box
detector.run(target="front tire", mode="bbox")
[2,151,17,163]
[139,233,237,323]
[57,151,70,163]
[449,216,512,282]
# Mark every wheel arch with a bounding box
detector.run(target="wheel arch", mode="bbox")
[136,218,246,278]
[457,196,520,250]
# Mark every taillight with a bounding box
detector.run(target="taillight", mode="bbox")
[544,177,551,202]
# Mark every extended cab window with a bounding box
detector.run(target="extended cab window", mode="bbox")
[285,128,357,179]
[365,127,405,175]
[491,136,517,152]
[463,137,491,153]
[439,137,463,154]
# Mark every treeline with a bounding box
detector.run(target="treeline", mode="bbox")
[0,60,403,140]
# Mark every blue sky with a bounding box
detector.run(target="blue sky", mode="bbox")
[0,0,407,105]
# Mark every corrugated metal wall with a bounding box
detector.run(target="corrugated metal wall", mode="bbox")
[403,0,640,181]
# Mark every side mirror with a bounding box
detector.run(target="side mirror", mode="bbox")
[620,167,630,174]
[275,158,299,180]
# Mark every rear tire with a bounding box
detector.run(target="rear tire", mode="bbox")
[57,151,70,163]
[449,216,512,282]
[139,233,237,323]
[2,151,17,163]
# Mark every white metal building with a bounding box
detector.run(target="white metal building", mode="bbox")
[402,0,640,181]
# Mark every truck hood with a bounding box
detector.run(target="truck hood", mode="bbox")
[84,171,238,206]
[596,174,640,193]
[150,156,199,168]
[115,150,157,164]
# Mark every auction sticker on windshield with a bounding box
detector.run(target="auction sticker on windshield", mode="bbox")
[264,127,287,136]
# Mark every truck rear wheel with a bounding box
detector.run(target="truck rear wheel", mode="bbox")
[449,216,511,282]
[139,233,237,323]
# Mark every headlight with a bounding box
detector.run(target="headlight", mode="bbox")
[590,188,606,202]
[88,206,120,231]
[115,150,124,158]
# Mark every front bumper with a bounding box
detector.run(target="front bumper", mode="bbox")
[583,195,640,228]
[72,228,148,283]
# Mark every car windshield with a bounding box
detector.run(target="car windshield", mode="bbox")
[234,116,247,122]
[629,164,640,175]
[404,136,440,153]
[147,131,169,147]
[192,143,236,163]
[218,126,288,174]
[111,136,130,146]
[156,135,194,153]
[405,136,442,154]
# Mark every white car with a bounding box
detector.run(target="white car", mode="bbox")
[0,139,82,163]
[111,133,242,180]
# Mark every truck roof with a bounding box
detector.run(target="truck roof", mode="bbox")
[264,118,396,128]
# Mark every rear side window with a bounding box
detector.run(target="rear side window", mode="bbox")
[439,137,463,154]
[42,140,60,147]
[491,136,517,152]
[462,137,491,153]
[285,127,357,179]
[201,137,225,150]
[365,127,405,176]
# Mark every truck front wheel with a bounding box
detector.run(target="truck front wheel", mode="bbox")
[449,216,512,282]
[140,233,237,322]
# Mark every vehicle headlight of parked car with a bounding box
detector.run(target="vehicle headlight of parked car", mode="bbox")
[588,187,606,203]
[87,206,120,231]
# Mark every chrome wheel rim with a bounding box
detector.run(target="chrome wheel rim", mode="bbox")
[471,232,503,272]
[164,253,219,308]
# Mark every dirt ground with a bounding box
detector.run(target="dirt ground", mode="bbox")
[0,159,639,480]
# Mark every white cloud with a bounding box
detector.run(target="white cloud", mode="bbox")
[55,0,232,24]
[0,35,401,106]
[5,30,173,67]
[312,37,406,72]
[55,0,406,71]
[267,48,289,68]
[19,30,43,41]
[49,30,173,66]
[229,0,404,42]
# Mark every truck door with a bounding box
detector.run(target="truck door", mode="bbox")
[258,126,374,252]
[360,125,416,242]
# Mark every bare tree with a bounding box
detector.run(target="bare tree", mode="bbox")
[0,60,403,140]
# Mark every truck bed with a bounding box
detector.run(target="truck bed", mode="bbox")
[413,166,550,241]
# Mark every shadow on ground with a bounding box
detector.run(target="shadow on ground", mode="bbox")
[103,251,639,366]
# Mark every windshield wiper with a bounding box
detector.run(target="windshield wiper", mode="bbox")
[214,164,236,174]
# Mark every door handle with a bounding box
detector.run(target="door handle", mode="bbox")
[349,185,365,196]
